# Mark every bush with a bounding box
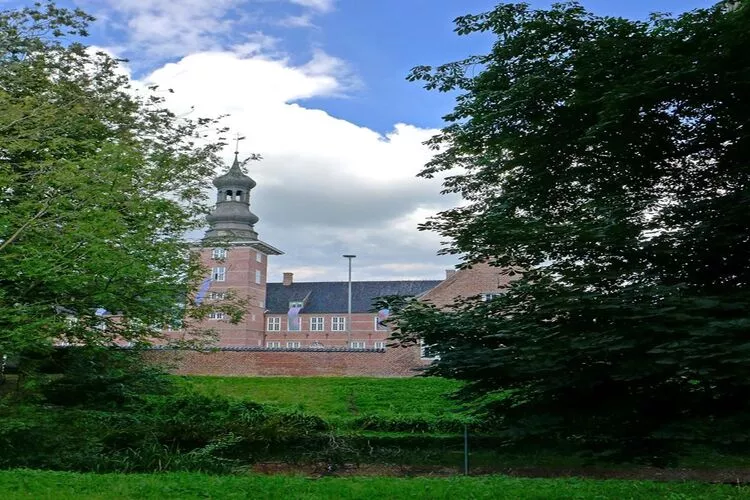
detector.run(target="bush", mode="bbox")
[0,347,331,473]
[38,347,173,408]
[352,414,473,433]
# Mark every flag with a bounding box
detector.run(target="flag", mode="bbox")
[287,305,302,319]
[377,308,390,321]
[195,277,212,305]
[287,305,302,331]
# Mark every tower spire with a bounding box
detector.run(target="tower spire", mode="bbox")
[204,135,260,241]
[234,133,245,157]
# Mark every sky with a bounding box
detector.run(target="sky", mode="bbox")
[9,0,716,282]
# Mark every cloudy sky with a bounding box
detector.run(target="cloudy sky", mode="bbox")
[22,0,713,282]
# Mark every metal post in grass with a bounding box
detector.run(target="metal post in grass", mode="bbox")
[463,424,469,475]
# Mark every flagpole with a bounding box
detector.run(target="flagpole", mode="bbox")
[343,254,356,346]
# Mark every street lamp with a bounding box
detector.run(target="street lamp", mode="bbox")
[342,254,356,346]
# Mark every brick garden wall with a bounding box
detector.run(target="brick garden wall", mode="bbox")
[144,345,431,377]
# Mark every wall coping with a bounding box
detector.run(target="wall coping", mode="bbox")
[143,346,388,353]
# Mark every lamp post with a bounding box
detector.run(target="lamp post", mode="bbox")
[343,254,356,346]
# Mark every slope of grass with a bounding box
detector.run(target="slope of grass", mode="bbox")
[1,470,745,500]
[178,376,464,427]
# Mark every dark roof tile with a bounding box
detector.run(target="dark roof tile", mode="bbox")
[265,280,441,314]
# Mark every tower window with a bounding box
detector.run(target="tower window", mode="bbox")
[225,190,232,201]
[211,248,226,260]
[255,269,261,284]
[212,267,226,282]
[235,190,243,201]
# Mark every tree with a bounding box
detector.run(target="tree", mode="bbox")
[0,3,241,356]
[397,0,750,461]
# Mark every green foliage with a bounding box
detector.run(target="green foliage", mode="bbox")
[351,414,471,434]
[0,2,243,356]
[0,390,329,473]
[401,0,750,462]
[180,375,465,430]
[0,470,746,499]
[38,347,174,408]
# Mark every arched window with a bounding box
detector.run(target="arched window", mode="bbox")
[235,190,243,201]
[225,190,232,201]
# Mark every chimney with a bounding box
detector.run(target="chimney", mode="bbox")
[283,272,294,286]
[445,269,457,279]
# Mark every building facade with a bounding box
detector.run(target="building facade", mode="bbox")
[171,154,514,352]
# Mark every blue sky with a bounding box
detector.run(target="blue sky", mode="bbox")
[298,0,716,133]
[44,0,715,134]
[6,0,718,281]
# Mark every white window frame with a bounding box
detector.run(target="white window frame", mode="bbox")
[374,341,386,349]
[420,340,440,360]
[256,251,263,263]
[374,316,388,331]
[267,317,281,331]
[211,247,226,260]
[208,311,225,320]
[310,317,324,331]
[481,293,501,302]
[212,267,226,282]
[209,291,226,300]
[332,316,346,331]
[266,341,281,348]
[255,269,262,284]
[350,341,366,349]
[286,341,301,348]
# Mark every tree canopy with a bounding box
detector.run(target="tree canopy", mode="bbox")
[397,0,750,461]
[0,3,237,354]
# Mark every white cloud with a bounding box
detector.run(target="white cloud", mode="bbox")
[83,0,247,59]
[139,50,459,281]
[277,14,316,28]
[289,0,335,12]
[231,32,281,57]
[80,0,333,61]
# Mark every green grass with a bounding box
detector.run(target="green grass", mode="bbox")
[0,470,745,499]
[178,376,464,426]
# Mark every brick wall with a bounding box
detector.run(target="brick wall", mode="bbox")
[421,262,518,308]
[144,345,431,377]
[264,312,391,348]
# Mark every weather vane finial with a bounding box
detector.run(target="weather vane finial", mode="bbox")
[234,133,246,156]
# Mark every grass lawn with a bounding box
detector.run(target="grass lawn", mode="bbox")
[0,470,745,499]
[178,376,464,426]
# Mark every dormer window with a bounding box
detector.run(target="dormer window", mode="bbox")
[289,301,304,309]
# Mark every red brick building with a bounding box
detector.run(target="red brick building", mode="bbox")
[156,154,514,374]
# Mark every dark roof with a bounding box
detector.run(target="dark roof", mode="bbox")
[265,280,442,314]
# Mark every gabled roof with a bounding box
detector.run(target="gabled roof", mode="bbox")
[265,280,442,314]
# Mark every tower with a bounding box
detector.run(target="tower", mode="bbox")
[199,150,283,346]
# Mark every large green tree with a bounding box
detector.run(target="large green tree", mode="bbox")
[0,3,238,355]
[396,0,750,461]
